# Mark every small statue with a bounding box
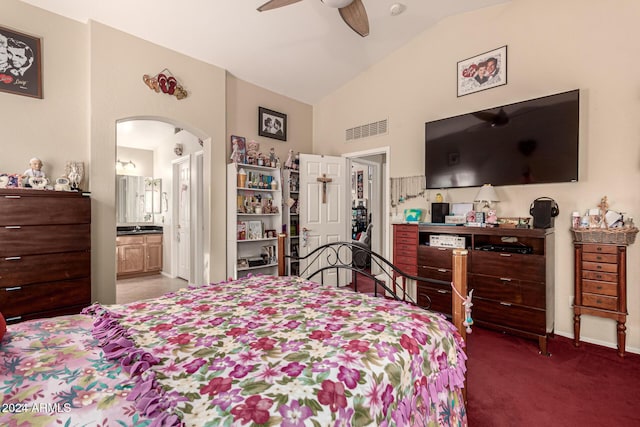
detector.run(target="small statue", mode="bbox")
[24,157,45,178]
[269,147,277,167]
[285,149,294,169]
[65,161,84,191]
[294,153,300,170]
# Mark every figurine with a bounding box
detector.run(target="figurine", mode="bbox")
[285,149,294,169]
[24,157,45,178]
[65,161,84,191]
[269,147,277,167]
[230,139,241,164]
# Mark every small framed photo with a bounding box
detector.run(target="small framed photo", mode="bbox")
[0,26,43,98]
[258,107,287,141]
[230,135,246,164]
[457,45,507,97]
[247,220,263,240]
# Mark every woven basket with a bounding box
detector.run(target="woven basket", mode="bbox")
[571,227,638,245]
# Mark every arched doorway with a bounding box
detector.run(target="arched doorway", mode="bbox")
[115,117,207,302]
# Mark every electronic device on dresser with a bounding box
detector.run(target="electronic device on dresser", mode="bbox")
[530,197,559,229]
[431,202,449,223]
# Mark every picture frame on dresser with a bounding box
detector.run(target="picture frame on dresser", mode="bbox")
[0,25,43,99]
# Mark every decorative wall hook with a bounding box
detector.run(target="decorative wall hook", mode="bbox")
[142,68,188,100]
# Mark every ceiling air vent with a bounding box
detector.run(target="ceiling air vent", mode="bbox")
[345,119,388,142]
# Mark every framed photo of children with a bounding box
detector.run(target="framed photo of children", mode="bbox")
[0,26,43,99]
[258,107,287,141]
[457,45,507,97]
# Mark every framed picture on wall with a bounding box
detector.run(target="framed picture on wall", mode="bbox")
[258,107,287,141]
[0,25,43,98]
[457,45,507,97]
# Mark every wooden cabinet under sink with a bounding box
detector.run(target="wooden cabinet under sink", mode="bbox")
[116,233,163,278]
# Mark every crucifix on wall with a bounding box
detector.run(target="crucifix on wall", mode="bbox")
[317,173,333,204]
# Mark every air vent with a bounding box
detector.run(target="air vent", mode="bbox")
[345,119,388,142]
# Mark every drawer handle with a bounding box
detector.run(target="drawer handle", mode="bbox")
[596,247,602,251]
[4,226,21,229]
[4,195,21,199]
[437,247,447,251]
[499,253,512,257]
[596,286,602,290]
[499,277,512,282]
[596,299,602,304]
[437,289,448,294]
[6,316,21,322]
[4,256,22,261]
[5,286,22,291]
[437,268,447,273]
[500,302,512,306]
[596,274,602,279]
[596,256,602,260]
[596,265,602,270]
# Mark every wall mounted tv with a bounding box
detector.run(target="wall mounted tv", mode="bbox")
[425,89,579,189]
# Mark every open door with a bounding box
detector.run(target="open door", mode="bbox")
[298,154,350,286]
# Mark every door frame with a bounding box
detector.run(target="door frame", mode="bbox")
[342,147,390,264]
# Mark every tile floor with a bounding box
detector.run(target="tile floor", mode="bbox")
[116,274,189,304]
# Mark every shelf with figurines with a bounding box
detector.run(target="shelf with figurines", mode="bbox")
[570,196,637,245]
[0,158,85,192]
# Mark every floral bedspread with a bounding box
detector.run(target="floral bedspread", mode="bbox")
[1,274,467,426]
[0,315,150,426]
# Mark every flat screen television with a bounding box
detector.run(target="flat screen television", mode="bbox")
[425,89,579,189]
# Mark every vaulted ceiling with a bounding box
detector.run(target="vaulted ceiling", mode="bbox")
[23,0,508,104]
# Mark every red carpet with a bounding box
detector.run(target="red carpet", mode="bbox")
[348,272,640,426]
[466,326,640,426]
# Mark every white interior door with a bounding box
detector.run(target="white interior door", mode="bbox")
[175,156,191,280]
[299,154,349,286]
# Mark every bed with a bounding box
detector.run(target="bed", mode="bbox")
[1,242,469,426]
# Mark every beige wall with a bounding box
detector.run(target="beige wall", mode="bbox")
[226,75,313,166]
[1,0,89,180]
[314,0,640,352]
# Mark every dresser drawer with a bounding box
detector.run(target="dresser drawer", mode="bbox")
[0,194,90,225]
[418,265,451,282]
[418,246,452,269]
[395,235,418,246]
[145,234,163,244]
[582,252,617,264]
[582,244,618,255]
[395,262,417,276]
[0,224,91,256]
[582,270,617,283]
[582,293,618,311]
[0,278,91,318]
[470,274,545,309]
[394,245,417,259]
[394,224,417,238]
[582,280,617,297]
[416,283,451,315]
[0,251,90,287]
[473,297,546,335]
[582,261,617,274]
[471,250,545,282]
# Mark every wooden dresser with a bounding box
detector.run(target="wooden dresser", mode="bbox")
[0,189,91,324]
[573,242,628,356]
[392,224,418,298]
[414,225,554,354]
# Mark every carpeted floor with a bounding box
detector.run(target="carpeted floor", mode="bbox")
[465,326,640,426]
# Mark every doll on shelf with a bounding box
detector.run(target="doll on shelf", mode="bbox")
[284,149,294,169]
[24,157,45,178]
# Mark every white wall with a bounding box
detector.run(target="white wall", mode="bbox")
[313,0,640,352]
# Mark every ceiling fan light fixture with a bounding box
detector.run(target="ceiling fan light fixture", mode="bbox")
[322,0,354,8]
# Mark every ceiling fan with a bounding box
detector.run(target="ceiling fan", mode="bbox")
[257,0,370,37]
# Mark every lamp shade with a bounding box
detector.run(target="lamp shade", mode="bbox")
[474,184,499,203]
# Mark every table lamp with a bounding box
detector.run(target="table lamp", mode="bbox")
[475,184,499,213]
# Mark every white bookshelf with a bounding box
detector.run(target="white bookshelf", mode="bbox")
[282,168,300,276]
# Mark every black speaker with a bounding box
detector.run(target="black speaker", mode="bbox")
[431,203,450,223]
[529,197,559,229]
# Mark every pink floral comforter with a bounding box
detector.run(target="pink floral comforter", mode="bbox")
[1,274,467,426]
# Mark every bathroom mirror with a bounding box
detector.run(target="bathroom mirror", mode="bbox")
[117,175,153,223]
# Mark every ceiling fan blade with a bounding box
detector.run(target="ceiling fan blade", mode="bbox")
[339,0,369,37]
[257,0,304,12]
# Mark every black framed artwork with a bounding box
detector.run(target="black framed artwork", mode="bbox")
[258,107,287,141]
[0,25,43,98]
